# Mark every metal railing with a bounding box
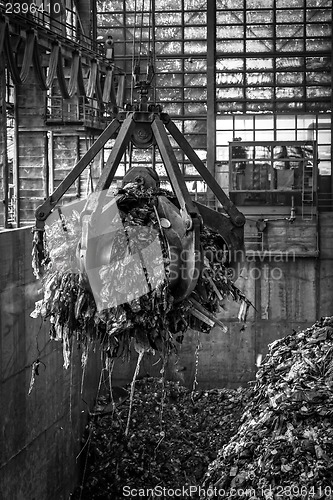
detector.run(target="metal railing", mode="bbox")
[46,96,105,127]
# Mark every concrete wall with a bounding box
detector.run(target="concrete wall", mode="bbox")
[0,228,101,500]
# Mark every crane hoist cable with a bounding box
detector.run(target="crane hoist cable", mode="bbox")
[130,0,155,104]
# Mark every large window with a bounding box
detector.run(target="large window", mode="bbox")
[216,0,332,113]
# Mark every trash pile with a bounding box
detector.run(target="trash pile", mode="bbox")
[31,184,249,368]
[202,316,333,499]
[72,377,250,500]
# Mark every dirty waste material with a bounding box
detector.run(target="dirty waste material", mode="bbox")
[202,316,333,499]
[73,377,250,500]
[31,185,249,367]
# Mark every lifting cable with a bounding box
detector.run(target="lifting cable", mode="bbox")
[128,0,156,169]
[130,0,138,104]
[138,0,145,64]
[130,0,155,102]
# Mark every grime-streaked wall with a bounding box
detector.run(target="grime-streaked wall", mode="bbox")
[0,228,101,500]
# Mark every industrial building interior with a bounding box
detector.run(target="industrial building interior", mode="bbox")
[0,1,332,498]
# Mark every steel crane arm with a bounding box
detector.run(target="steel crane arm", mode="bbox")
[162,114,246,228]
[151,116,200,222]
[34,117,122,229]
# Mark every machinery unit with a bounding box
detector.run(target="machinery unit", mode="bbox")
[34,95,246,321]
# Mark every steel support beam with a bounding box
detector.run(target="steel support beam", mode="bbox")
[206,0,216,207]
[35,117,121,224]
[163,117,245,227]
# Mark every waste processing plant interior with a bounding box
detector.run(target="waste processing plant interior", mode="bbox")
[0,1,332,499]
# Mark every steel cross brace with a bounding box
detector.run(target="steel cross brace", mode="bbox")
[34,117,122,230]
[161,113,246,228]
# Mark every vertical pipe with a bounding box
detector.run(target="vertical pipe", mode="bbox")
[331,7,333,206]
[151,0,156,103]
[76,134,81,198]
[43,131,49,199]
[13,85,20,227]
[1,65,9,228]
[206,0,216,208]
[49,130,54,194]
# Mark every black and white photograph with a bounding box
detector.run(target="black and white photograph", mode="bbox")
[0,1,332,498]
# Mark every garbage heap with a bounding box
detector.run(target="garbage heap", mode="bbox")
[202,316,333,499]
[73,377,250,500]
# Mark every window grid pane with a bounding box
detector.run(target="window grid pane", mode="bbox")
[216,2,332,112]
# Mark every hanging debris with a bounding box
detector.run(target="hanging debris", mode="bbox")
[72,377,250,500]
[202,316,333,499]
[31,184,250,367]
